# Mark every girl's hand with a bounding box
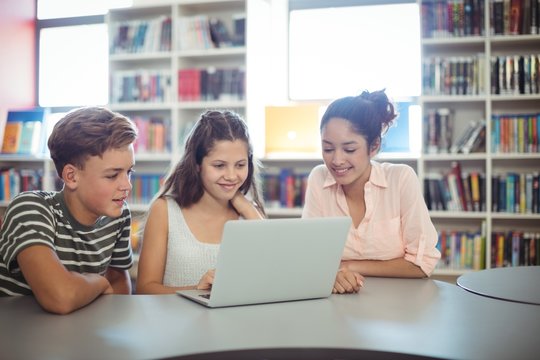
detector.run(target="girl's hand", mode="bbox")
[197,269,215,290]
[230,192,263,219]
[332,268,364,294]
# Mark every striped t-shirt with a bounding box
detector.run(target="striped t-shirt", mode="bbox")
[0,191,133,296]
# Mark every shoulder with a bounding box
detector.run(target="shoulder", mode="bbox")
[308,164,329,182]
[147,197,170,221]
[378,162,417,181]
[4,191,57,217]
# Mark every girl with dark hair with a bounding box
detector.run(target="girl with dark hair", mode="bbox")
[136,110,265,294]
[303,90,440,294]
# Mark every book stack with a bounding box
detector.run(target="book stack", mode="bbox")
[421,0,485,38]
[450,119,486,154]
[109,69,172,104]
[110,16,172,54]
[422,55,486,96]
[0,168,43,201]
[178,15,244,51]
[1,108,47,155]
[177,67,245,102]
[129,173,164,205]
[132,116,170,154]
[262,168,309,209]
[491,231,540,268]
[491,172,540,213]
[424,162,486,212]
[491,54,540,95]
[436,228,486,270]
[491,0,540,35]
[424,108,453,154]
[491,113,539,153]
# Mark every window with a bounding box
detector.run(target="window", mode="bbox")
[288,1,421,155]
[37,0,131,108]
[288,0,420,101]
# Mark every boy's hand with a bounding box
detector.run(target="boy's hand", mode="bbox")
[332,268,364,294]
[197,269,215,290]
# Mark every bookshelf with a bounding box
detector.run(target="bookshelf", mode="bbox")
[419,0,540,276]
[106,1,247,199]
[106,1,249,261]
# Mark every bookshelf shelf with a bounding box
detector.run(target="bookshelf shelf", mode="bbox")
[177,47,246,58]
[420,0,540,275]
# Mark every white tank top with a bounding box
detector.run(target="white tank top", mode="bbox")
[162,197,220,287]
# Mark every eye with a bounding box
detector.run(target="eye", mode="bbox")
[344,149,357,154]
[213,164,225,169]
[323,148,334,153]
[236,162,247,168]
[106,173,119,179]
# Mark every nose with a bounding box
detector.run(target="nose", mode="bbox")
[120,172,133,192]
[331,150,346,165]
[223,166,237,181]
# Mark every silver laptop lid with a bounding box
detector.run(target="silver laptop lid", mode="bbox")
[205,216,351,307]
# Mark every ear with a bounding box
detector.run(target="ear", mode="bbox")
[369,139,381,157]
[62,164,79,190]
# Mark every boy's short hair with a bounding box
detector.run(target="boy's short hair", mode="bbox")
[48,106,138,177]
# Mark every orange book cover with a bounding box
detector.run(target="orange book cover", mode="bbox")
[1,122,23,154]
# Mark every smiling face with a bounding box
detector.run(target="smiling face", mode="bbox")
[199,139,249,205]
[64,144,135,226]
[321,117,379,192]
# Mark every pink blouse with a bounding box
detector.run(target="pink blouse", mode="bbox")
[302,161,441,276]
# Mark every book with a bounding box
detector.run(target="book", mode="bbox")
[1,122,22,154]
[460,119,486,154]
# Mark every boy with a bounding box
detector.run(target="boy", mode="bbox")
[0,107,137,314]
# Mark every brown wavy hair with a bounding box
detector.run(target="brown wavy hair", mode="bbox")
[48,106,138,177]
[158,110,265,215]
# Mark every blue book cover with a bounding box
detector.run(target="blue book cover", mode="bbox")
[5,108,47,155]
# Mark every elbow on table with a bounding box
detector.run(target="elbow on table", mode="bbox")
[35,288,84,315]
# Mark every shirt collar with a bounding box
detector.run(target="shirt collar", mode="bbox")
[322,160,388,189]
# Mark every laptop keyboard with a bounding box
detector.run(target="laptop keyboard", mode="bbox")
[199,293,211,299]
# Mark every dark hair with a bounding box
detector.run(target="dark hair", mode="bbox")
[48,106,138,177]
[320,89,397,152]
[158,110,265,215]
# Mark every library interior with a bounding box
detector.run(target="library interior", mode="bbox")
[1,1,539,359]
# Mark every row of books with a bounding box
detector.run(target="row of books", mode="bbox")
[1,109,47,155]
[491,113,539,153]
[132,116,171,154]
[109,70,172,104]
[436,229,486,270]
[128,174,164,206]
[262,169,309,209]
[491,231,540,267]
[421,0,485,38]
[492,0,540,35]
[422,55,486,96]
[177,68,246,102]
[0,168,43,201]
[109,16,172,54]
[492,172,540,213]
[424,163,486,212]
[177,14,245,51]
[423,108,486,154]
[491,54,540,95]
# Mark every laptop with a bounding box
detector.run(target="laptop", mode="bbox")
[177,217,351,308]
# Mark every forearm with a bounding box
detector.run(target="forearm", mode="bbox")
[341,258,427,278]
[36,272,111,315]
[106,268,132,294]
